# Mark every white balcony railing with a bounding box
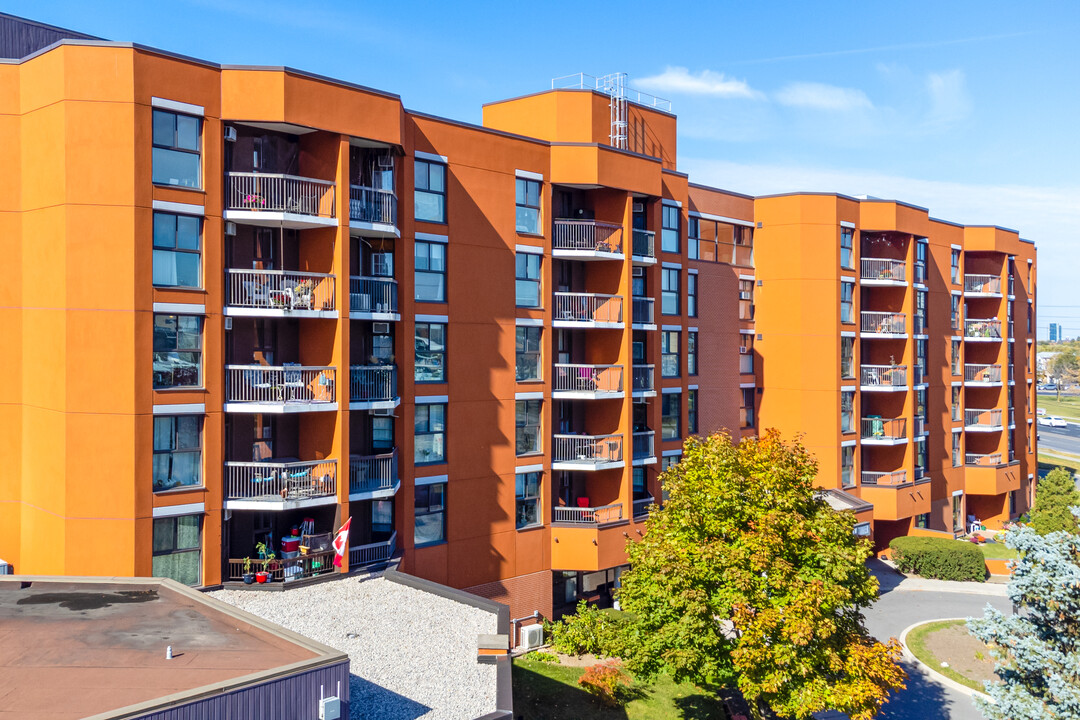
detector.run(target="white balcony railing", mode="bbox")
[349,185,397,226]
[350,365,397,403]
[964,274,1002,295]
[861,470,909,487]
[965,318,1002,339]
[553,292,623,325]
[226,269,335,313]
[349,451,398,495]
[553,503,623,525]
[632,297,654,325]
[965,408,1003,429]
[349,531,397,568]
[860,364,907,388]
[861,258,906,283]
[226,365,336,406]
[965,364,1002,384]
[861,312,906,335]
[553,364,623,395]
[861,417,906,441]
[350,276,399,315]
[966,452,1003,466]
[632,364,655,393]
[225,459,337,502]
[633,431,655,460]
[553,434,623,465]
[632,229,656,258]
[226,172,335,217]
[552,219,623,254]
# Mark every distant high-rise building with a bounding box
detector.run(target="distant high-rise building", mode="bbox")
[1051,323,1062,341]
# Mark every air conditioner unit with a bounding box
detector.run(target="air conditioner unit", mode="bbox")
[372,408,394,417]
[372,322,391,334]
[0,558,11,575]
[224,126,237,142]
[739,347,749,354]
[739,292,752,300]
[632,202,644,214]
[631,267,644,277]
[519,623,544,650]
[224,221,237,237]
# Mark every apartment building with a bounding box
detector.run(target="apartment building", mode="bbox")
[0,14,1035,620]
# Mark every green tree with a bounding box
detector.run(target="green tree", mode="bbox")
[1048,348,1080,400]
[618,430,905,720]
[1029,466,1080,535]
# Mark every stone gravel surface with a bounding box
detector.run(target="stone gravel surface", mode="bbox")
[210,573,497,720]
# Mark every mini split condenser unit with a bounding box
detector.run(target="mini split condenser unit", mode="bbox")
[519,624,544,650]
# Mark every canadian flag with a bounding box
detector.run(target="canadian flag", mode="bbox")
[332,517,352,568]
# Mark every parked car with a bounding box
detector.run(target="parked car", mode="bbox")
[1037,408,1047,415]
[1039,416,1068,427]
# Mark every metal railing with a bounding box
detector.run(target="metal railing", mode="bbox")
[553,219,623,254]
[632,297,654,325]
[632,364,654,393]
[551,72,672,112]
[553,364,623,394]
[227,548,337,583]
[553,433,623,464]
[553,292,623,324]
[350,365,397,402]
[860,364,907,387]
[632,497,654,517]
[226,269,335,312]
[965,364,1002,383]
[861,470,909,487]
[632,229,655,258]
[226,172,335,217]
[965,408,1003,428]
[349,185,397,226]
[349,451,398,495]
[964,274,1001,295]
[861,258,906,283]
[224,459,337,501]
[861,312,906,335]
[553,503,624,525]
[966,452,1002,466]
[633,430,655,460]
[226,365,336,406]
[965,318,1002,339]
[861,417,906,441]
[349,531,397,568]
[350,276,398,314]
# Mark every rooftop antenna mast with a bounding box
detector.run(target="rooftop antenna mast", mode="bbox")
[599,72,628,150]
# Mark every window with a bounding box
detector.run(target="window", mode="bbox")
[914,289,927,335]
[687,331,698,376]
[633,467,648,499]
[414,322,446,382]
[951,249,961,284]
[661,268,680,315]
[152,110,201,188]
[915,239,927,283]
[515,472,541,528]
[687,273,698,317]
[515,178,541,234]
[152,515,201,586]
[152,212,201,288]
[414,241,446,302]
[153,314,202,389]
[661,204,680,253]
[952,432,962,467]
[915,438,928,478]
[841,391,854,434]
[739,279,754,320]
[840,228,854,269]
[915,513,929,529]
[687,217,700,260]
[516,326,541,382]
[372,499,394,535]
[153,416,202,491]
[740,334,754,374]
[951,294,960,330]
[515,399,542,455]
[372,416,393,452]
[951,339,961,375]
[841,445,854,488]
[661,454,681,472]
[687,389,698,435]
[414,483,446,545]
[741,387,754,427]
[515,253,541,307]
[916,338,927,385]
[661,330,680,377]
[662,393,681,440]
[952,386,962,421]
[840,281,855,324]
[841,336,855,379]
[414,159,446,223]
[414,403,446,464]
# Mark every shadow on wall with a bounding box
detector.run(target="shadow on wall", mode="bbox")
[350,674,431,720]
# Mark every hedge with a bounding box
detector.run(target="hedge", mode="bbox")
[889,536,986,582]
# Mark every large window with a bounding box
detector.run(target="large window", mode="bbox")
[414,483,446,545]
[661,204,680,253]
[152,212,201,288]
[687,331,698,376]
[153,314,202,389]
[415,241,446,302]
[372,416,394,452]
[414,403,446,464]
[840,228,853,269]
[661,330,680,378]
[915,289,927,335]
[951,249,961,284]
[841,336,855,379]
[662,268,680,315]
[841,446,854,488]
[687,273,698,317]
[515,178,541,234]
[951,339,961,375]
[662,393,681,440]
[515,399,542,455]
[739,280,754,320]
[515,253,541,307]
[841,391,854,434]
[414,322,446,382]
[952,431,962,467]
[952,385,962,421]
[515,472,541,529]
[687,217,700,260]
[740,334,754,374]
[951,294,960,330]
[152,515,201,586]
[687,389,698,435]
[840,281,855,324]
[153,416,202,491]
[516,326,541,381]
[414,160,446,223]
[152,110,201,188]
[741,387,755,427]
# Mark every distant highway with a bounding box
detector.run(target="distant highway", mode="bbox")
[1038,423,1080,456]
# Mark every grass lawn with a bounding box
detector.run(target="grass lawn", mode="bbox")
[1035,395,1080,421]
[1039,453,1080,474]
[906,619,992,693]
[962,539,1018,560]
[513,655,730,720]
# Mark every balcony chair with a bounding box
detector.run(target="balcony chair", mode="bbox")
[243,280,272,308]
[575,496,591,508]
[281,363,306,401]
[243,368,274,399]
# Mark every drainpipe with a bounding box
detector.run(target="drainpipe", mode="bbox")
[510,611,542,647]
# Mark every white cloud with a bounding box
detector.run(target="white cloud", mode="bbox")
[774,82,873,111]
[925,69,971,128]
[635,67,762,99]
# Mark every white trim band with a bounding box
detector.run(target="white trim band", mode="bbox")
[841,439,858,447]
[515,244,544,255]
[415,474,448,486]
[515,391,543,400]
[151,97,204,116]
[661,325,682,331]
[515,169,544,181]
[153,403,205,415]
[840,221,856,229]
[153,302,205,314]
[515,317,544,327]
[415,151,448,164]
[689,210,754,228]
[738,274,755,281]
[153,502,204,518]
[662,199,683,208]
[516,463,544,474]
[415,232,448,243]
[688,384,698,390]
[661,387,682,394]
[152,200,204,216]
[662,261,682,270]
[415,395,448,404]
[416,314,448,324]
[739,382,755,389]
[662,449,683,457]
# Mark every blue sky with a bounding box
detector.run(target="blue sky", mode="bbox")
[12,1,1079,336]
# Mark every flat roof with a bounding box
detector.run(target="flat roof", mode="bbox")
[0,576,345,720]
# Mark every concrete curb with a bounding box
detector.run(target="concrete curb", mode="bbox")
[898,618,994,703]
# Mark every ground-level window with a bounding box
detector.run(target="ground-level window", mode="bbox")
[152,515,201,586]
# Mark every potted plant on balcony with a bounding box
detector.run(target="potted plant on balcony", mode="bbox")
[241,557,255,584]
[243,193,266,209]
[293,279,315,310]
[256,551,275,583]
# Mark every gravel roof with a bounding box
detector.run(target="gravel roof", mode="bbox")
[209,573,498,720]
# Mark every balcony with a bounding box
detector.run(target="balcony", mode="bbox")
[964,274,1002,297]
[965,364,1002,386]
[860,258,907,286]
[632,364,656,397]
[349,531,397,569]
[861,312,906,338]
[861,417,907,445]
[349,451,399,500]
[965,318,1002,341]
[224,459,338,511]
[348,185,398,237]
[552,433,624,471]
[632,430,656,465]
[554,503,624,525]
[860,477,931,521]
[553,364,624,399]
[965,452,1002,467]
[861,470,910,487]
[631,297,656,330]
[224,172,336,229]
[550,519,630,572]
[860,364,907,392]
[349,276,400,321]
[225,365,337,413]
[349,364,399,410]
[225,269,336,318]
[632,229,656,263]
[633,497,655,518]
[965,408,1003,432]
[966,461,1021,496]
[553,292,624,328]
[552,219,623,260]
